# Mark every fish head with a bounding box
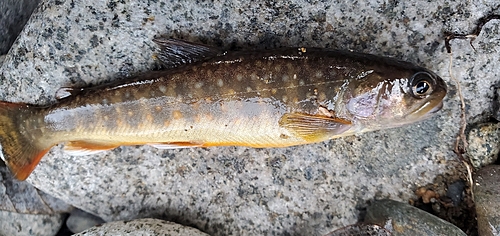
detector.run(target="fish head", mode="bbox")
[344,66,447,130]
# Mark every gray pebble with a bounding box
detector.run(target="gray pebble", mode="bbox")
[474,165,500,236]
[66,208,105,233]
[74,218,209,236]
[466,122,500,168]
[364,199,466,236]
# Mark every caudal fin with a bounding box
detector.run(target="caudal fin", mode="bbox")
[0,101,51,180]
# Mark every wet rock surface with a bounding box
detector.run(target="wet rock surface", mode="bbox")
[365,199,466,236]
[474,165,500,236]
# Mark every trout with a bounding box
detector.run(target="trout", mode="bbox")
[0,39,447,180]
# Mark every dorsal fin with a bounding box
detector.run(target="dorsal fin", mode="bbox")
[153,38,223,68]
[55,87,83,100]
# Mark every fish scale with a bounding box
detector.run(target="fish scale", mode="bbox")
[0,38,446,180]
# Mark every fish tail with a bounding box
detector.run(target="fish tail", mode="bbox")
[0,101,51,180]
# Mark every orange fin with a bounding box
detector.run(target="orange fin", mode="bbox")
[0,101,53,180]
[64,141,119,156]
[279,113,352,142]
[149,142,204,149]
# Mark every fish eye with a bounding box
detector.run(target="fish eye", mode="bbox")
[410,72,435,98]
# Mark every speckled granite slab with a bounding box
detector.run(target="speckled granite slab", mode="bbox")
[0,0,499,235]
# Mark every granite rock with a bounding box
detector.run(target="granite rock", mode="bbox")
[74,218,209,236]
[474,165,500,236]
[0,0,499,235]
[466,122,500,168]
[364,199,466,235]
[0,210,65,236]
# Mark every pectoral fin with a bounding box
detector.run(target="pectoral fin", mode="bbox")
[64,141,119,156]
[279,113,352,142]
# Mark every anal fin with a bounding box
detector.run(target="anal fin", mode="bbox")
[64,141,119,156]
[279,113,352,142]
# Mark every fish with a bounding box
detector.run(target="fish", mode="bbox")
[0,38,447,180]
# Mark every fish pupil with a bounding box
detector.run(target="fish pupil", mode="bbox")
[416,81,430,94]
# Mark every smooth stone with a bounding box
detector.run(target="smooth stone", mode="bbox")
[66,208,105,233]
[466,122,500,168]
[364,199,466,236]
[0,210,65,236]
[474,165,500,235]
[324,223,391,236]
[74,218,209,236]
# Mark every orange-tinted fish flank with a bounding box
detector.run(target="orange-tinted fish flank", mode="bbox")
[0,39,447,180]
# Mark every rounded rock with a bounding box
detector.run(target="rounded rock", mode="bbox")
[74,218,209,236]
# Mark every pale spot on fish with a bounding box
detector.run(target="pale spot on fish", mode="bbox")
[159,85,167,93]
[195,82,204,89]
[299,80,305,86]
[236,74,243,81]
[173,110,183,120]
[102,99,108,105]
[316,71,323,78]
[217,79,224,87]
[282,95,288,103]
[282,75,289,82]
[128,111,134,116]
[250,73,258,80]
[194,114,202,123]
[155,106,162,112]
[246,87,253,92]
[104,116,109,121]
[293,74,297,80]
[146,114,153,123]
[255,60,262,67]
[271,88,278,94]
[319,92,327,101]
[275,64,282,72]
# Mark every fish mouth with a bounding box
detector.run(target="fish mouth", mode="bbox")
[405,99,444,122]
[429,100,443,114]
